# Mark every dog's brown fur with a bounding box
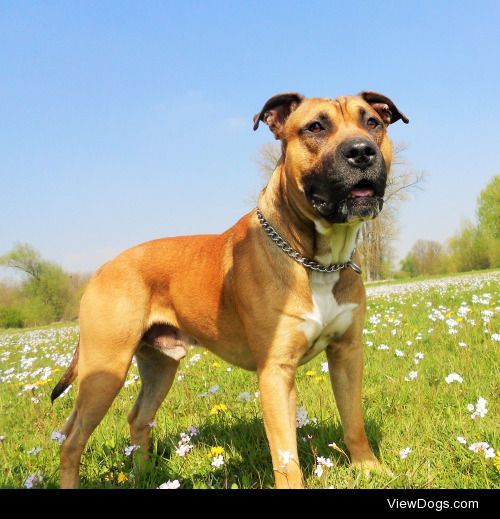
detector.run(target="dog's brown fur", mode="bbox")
[52,91,408,488]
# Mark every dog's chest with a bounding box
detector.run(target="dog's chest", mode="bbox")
[298,272,358,364]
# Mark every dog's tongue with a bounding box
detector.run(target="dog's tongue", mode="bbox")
[351,187,375,197]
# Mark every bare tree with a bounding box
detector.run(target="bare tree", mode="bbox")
[255,142,281,181]
[359,143,425,280]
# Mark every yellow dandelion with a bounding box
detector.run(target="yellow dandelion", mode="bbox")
[494,452,500,472]
[212,362,221,368]
[456,317,463,322]
[305,370,316,377]
[210,446,225,457]
[117,472,128,484]
[209,403,228,416]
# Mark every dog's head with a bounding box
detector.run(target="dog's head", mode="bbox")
[254,91,408,225]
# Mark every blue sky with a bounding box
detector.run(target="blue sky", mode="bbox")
[1,1,499,278]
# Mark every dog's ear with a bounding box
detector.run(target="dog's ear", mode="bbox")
[253,92,305,139]
[360,91,409,125]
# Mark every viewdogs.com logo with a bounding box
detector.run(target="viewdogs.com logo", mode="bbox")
[387,499,478,512]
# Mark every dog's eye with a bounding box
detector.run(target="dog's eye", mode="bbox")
[307,122,324,133]
[366,117,380,130]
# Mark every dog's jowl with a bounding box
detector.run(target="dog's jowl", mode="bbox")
[52,90,408,489]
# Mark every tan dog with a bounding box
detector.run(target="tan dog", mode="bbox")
[51,90,408,489]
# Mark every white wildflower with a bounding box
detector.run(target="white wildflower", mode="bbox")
[175,443,192,457]
[485,447,496,459]
[296,406,310,428]
[446,318,458,328]
[190,353,201,363]
[179,432,191,443]
[51,431,66,445]
[124,375,139,388]
[445,373,463,384]
[469,442,494,459]
[187,426,199,436]
[317,456,333,468]
[468,397,488,419]
[400,447,412,459]
[27,447,42,456]
[211,454,224,468]
[124,444,141,456]
[277,449,294,471]
[404,371,418,382]
[24,472,43,489]
[175,432,194,456]
[157,479,180,489]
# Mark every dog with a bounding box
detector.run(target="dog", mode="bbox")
[51,90,408,488]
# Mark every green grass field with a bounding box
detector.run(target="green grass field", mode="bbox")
[0,271,498,489]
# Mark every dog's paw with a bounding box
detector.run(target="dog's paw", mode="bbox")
[351,458,393,479]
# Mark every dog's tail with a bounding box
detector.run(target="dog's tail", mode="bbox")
[51,339,79,403]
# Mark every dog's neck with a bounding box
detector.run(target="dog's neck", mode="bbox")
[258,164,361,266]
[313,220,361,264]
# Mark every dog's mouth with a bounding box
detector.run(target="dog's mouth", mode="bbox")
[349,179,376,199]
[310,179,383,222]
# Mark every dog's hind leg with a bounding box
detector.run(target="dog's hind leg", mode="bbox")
[59,333,139,489]
[128,344,179,461]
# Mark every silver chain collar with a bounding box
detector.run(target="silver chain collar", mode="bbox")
[255,207,362,274]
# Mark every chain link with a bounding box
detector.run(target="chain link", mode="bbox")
[255,208,362,274]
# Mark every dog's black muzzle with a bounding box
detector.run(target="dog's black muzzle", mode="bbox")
[304,137,387,224]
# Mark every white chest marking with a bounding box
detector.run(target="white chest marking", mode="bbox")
[298,272,357,365]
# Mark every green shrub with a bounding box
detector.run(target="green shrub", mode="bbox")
[0,306,25,328]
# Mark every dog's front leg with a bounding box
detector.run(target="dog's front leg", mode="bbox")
[258,362,303,489]
[326,339,380,472]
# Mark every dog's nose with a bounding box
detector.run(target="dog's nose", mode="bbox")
[341,139,377,169]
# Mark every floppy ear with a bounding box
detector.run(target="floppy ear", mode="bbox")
[253,92,305,139]
[360,91,409,125]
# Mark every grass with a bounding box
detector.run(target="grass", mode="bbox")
[0,271,498,489]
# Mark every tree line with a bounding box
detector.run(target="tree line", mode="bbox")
[400,175,499,277]
[0,244,89,328]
